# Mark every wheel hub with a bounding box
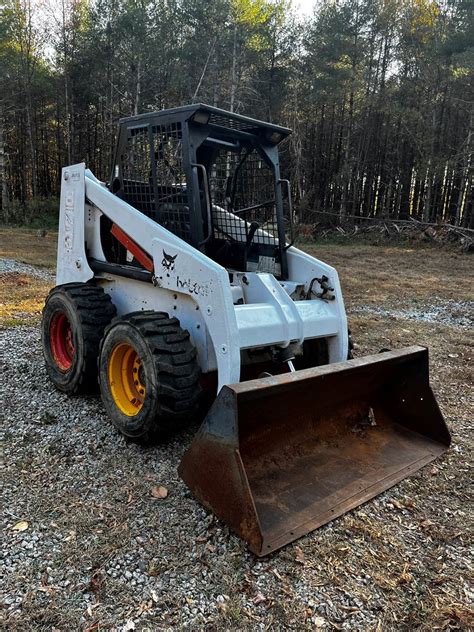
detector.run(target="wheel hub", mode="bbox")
[108,342,146,416]
[49,311,75,371]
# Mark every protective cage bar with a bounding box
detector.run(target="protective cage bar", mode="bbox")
[208,147,283,276]
[117,121,193,243]
[111,104,293,278]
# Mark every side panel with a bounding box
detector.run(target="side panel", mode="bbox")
[150,236,241,389]
[85,174,241,390]
[286,246,348,362]
[94,275,212,373]
[56,163,94,285]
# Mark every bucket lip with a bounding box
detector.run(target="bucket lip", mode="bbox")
[229,345,429,396]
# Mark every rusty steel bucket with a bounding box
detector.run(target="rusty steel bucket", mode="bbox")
[178,346,450,556]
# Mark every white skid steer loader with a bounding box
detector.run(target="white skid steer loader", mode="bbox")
[42,104,450,555]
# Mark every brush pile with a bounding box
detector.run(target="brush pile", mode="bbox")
[296,216,474,252]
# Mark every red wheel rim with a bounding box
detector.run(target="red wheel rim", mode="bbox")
[50,311,75,371]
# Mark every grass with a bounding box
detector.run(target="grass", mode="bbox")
[0,273,53,327]
[0,227,57,269]
[304,242,474,305]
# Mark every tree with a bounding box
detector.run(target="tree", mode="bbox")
[0,0,472,228]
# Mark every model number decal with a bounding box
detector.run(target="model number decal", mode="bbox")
[63,189,74,258]
[176,276,212,297]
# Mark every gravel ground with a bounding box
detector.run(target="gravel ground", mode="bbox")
[350,299,474,329]
[0,258,54,282]
[1,253,473,631]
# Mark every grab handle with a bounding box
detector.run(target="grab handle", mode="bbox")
[278,178,294,248]
[192,163,212,246]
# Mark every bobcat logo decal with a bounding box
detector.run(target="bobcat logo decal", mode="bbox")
[162,250,177,272]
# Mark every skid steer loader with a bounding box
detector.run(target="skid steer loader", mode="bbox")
[41,104,450,555]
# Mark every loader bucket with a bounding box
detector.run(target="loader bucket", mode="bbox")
[178,346,450,556]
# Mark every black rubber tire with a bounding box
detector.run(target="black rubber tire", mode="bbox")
[348,327,355,359]
[42,283,116,394]
[98,311,201,442]
[294,337,329,370]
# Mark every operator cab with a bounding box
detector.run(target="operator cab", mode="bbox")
[108,104,293,279]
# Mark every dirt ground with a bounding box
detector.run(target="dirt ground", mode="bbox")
[1,230,473,630]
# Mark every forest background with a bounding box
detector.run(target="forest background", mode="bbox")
[0,0,472,228]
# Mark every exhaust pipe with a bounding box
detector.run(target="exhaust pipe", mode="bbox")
[179,346,450,556]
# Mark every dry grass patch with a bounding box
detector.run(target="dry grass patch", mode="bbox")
[0,227,57,269]
[305,242,474,305]
[0,272,52,326]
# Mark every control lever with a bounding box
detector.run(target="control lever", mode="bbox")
[245,221,260,251]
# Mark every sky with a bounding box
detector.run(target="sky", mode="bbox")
[295,0,316,16]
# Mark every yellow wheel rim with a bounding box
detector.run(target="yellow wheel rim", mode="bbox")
[108,342,146,416]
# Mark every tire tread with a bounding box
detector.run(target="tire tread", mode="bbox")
[43,283,116,393]
[100,310,201,441]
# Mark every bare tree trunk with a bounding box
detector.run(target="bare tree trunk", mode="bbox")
[456,107,473,226]
[134,58,141,116]
[62,0,71,164]
[192,41,215,102]
[17,0,38,197]
[25,96,37,197]
[0,103,8,216]
[423,104,438,222]
[423,164,433,223]
[229,23,238,113]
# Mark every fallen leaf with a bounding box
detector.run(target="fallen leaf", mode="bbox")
[151,485,168,499]
[313,615,327,628]
[252,592,266,605]
[150,589,159,603]
[122,621,135,632]
[12,520,29,532]
[272,568,284,581]
[137,601,152,616]
[89,570,105,594]
[399,563,412,583]
[391,499,404,510]
[430,465,439,476]
[340,605,360,613]
[295,546,306,564]
[195,535,208,543]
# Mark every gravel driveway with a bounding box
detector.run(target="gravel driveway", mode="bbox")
[0,257,54,281]
[1,253,473,631]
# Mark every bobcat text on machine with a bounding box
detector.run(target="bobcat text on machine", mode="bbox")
[41,104,450,555]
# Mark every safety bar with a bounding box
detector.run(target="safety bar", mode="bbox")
[278,178,294,249]
[192,163,213,246]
